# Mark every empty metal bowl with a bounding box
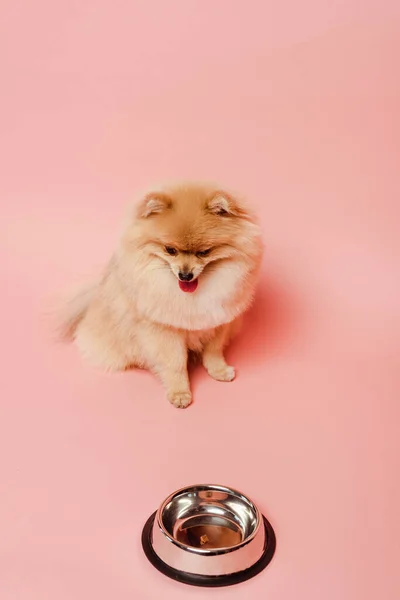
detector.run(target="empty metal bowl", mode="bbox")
[141,484,276,587]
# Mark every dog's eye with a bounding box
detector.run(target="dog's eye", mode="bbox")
[165,246,178,256]
[196,248,212,258]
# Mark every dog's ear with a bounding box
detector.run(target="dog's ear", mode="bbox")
[138,193,171,218]
[206,192,244,217]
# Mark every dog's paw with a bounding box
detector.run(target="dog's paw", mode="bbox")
[168,391,192,409]
[207,365,236,382]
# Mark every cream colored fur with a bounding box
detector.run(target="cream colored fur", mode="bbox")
[59,182,263,408]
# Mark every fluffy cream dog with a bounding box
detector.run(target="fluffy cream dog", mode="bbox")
[59,182,263,408]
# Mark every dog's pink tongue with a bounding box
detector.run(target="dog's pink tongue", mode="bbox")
[179,279,198,293]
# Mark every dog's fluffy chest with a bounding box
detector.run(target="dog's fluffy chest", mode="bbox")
[185,328,217,353]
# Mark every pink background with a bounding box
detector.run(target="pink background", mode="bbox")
[1,1,399,598]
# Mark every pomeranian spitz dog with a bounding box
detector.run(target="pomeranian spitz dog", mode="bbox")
[59,182,263,408]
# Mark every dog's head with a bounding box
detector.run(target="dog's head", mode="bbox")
[119,182,263,329]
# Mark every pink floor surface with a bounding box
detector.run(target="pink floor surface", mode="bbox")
[1,1,400,599]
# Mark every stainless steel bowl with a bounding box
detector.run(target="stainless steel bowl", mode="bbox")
[141,484,276,587]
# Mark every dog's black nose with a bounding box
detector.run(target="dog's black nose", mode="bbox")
[178,271,194,282]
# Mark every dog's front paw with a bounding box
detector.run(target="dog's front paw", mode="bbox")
[207,365,236,382]
[168,391,192,409]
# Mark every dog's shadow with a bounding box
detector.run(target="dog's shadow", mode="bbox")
[190,277,299,386]
[233,277,298,366]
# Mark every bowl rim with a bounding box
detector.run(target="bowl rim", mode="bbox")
[155,483,263,555]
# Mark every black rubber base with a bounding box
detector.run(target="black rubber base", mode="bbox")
[141,511,276,588]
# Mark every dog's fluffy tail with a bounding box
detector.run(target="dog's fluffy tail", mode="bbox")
[54,281,97,341]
